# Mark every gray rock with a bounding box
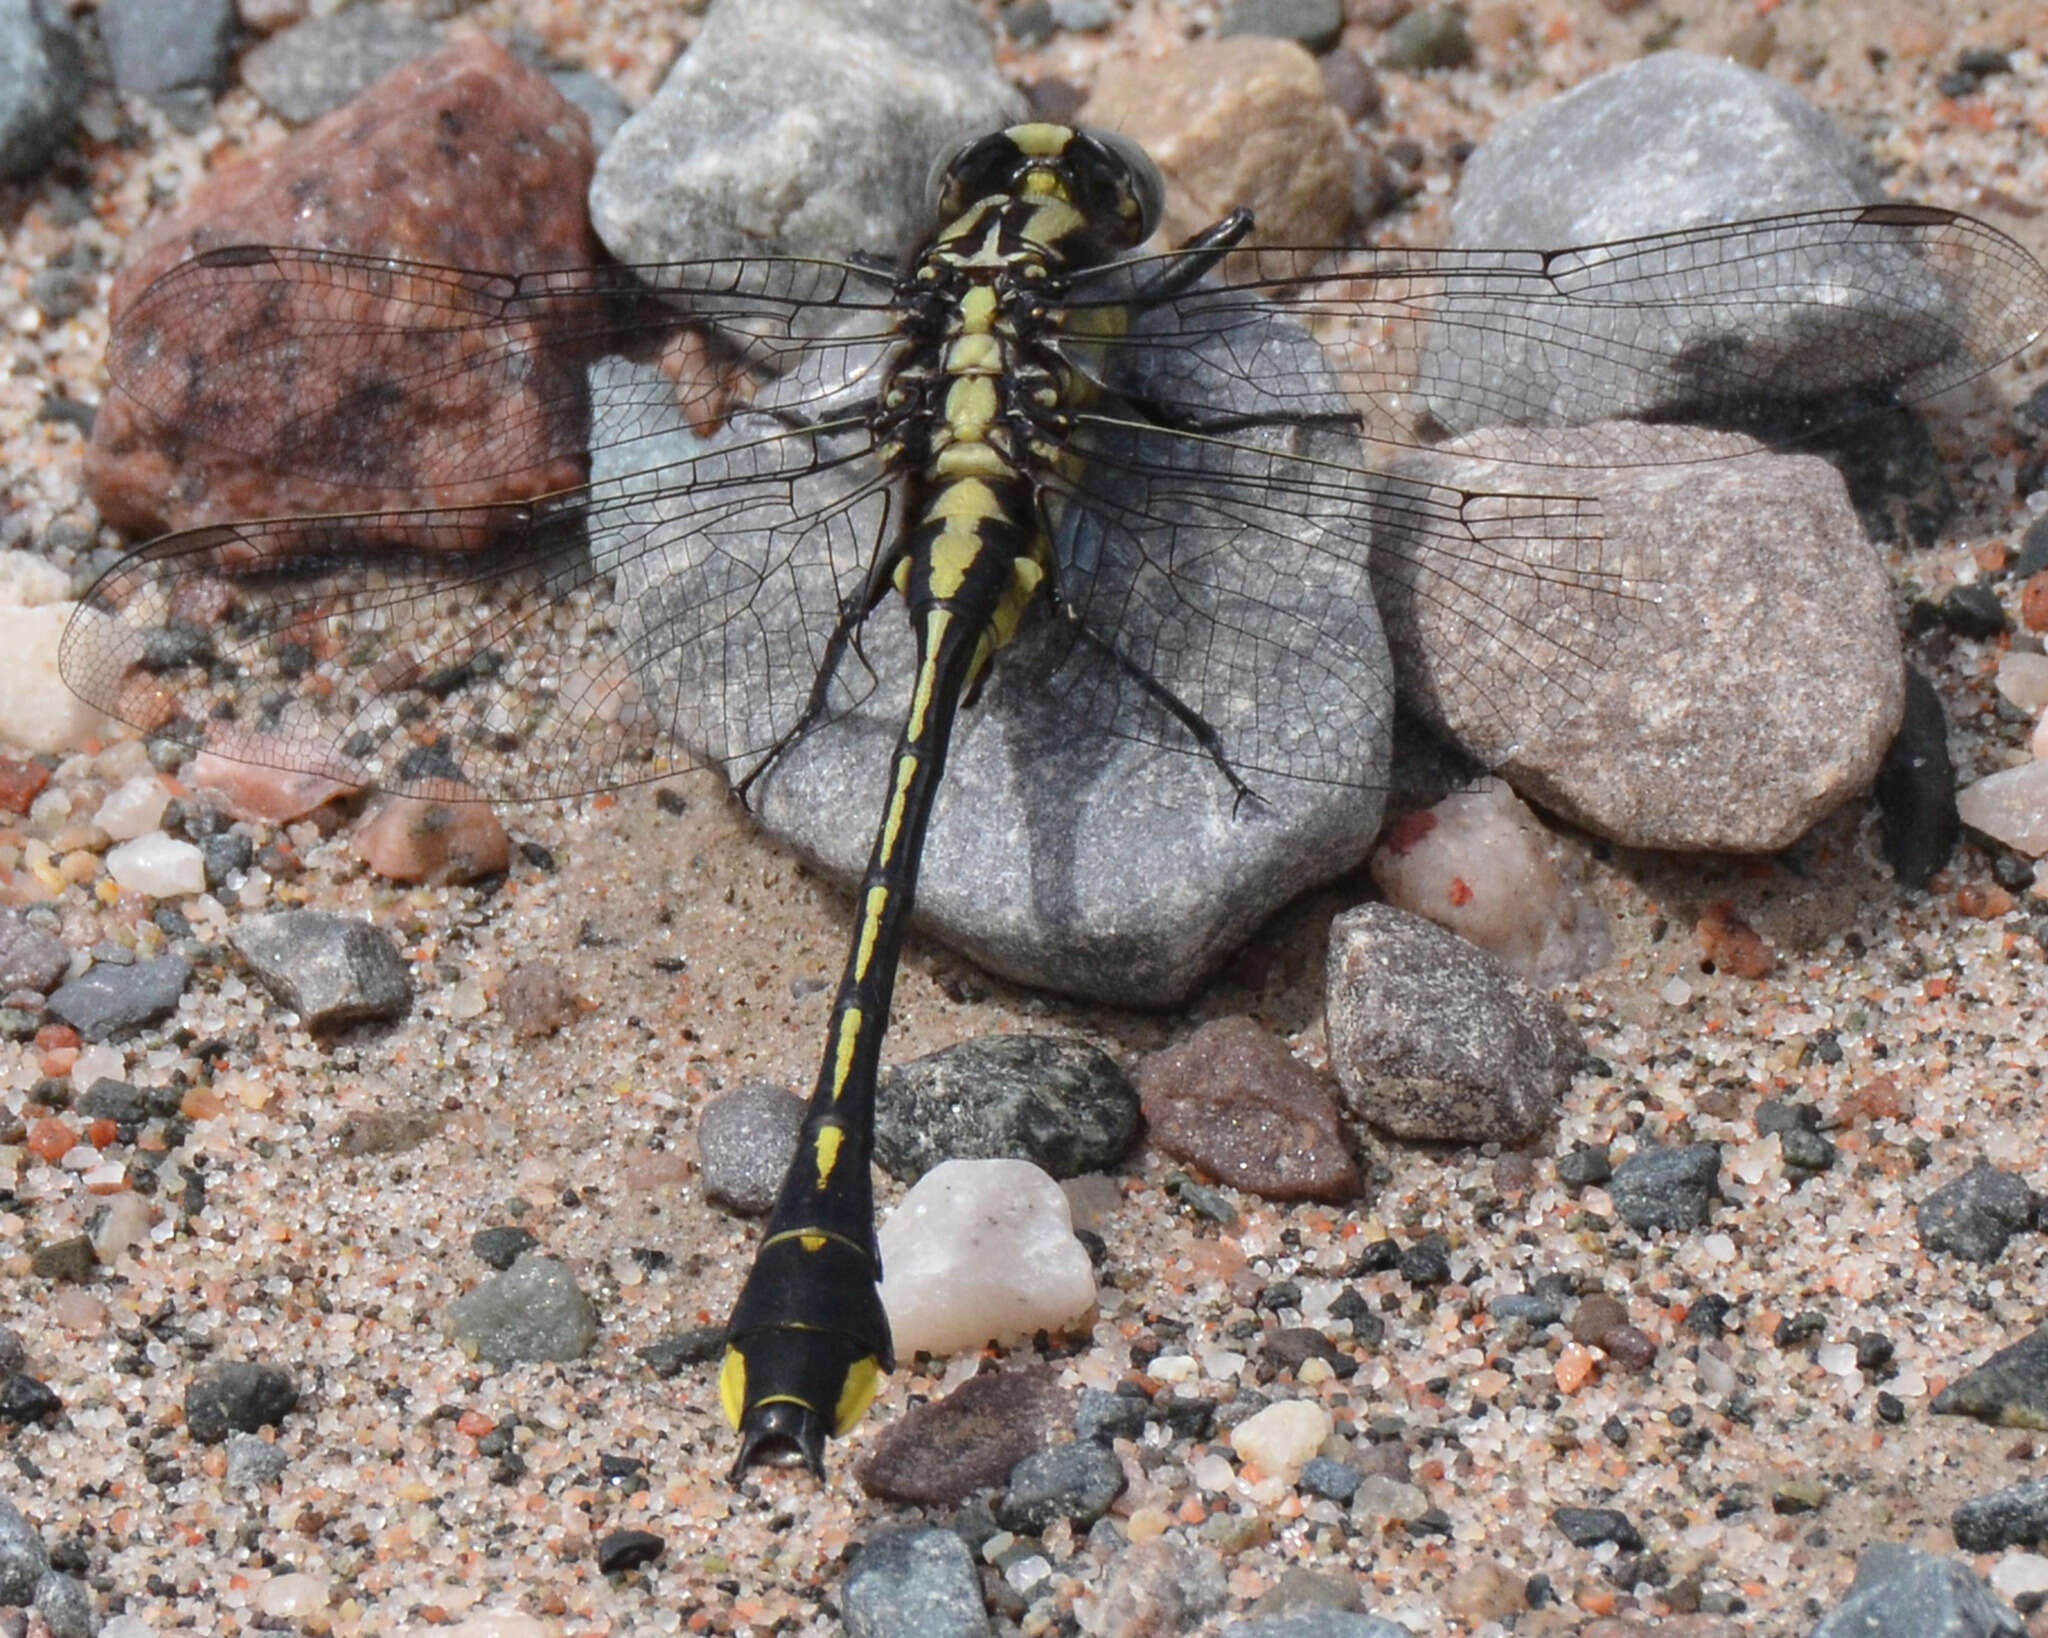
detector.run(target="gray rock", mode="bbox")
[1075,1386,1150,1445]
[33,1570,94,1638]
[99,0,238,97]
[1953,1476,2048,1553]
[1375,6,1472,71]
[1094,1540,1228,1634]
[231,911,412,1031]
[185,1360,299,1444]
[1807,1543,2023,1638]
[46,955,190,1041]
[470,1225,540,1272]
[1385,425,1901,852]
[875,1035,1140,1183]
[1608,1143,1723,1233]
[1219,0,1344,54]
[1324,903,1579,1142]
[238,6,444,124]
[0,1491,50,1606]
[1918,1161,2039,1264]
[843,1525,990,1638]
[996,1441,1126,1532]
[0,0,83,181]
[1421,52,1957,440]
[1223,1615,1412,1638]
[1932,1322,2048,1429]
[223,1431,291,1487]
[591,290,1393,1008]
[696,1081,805,1216]
[1552,1504,1643,1549]
[590,0,1025,269]
[1298,1457,1363,1503]
[0,906,67,993]
[444,1252,598,1366]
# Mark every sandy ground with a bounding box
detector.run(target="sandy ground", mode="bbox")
[3,1,2047,1635]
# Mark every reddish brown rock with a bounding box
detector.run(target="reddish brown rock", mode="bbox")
[0,756,52,814]
[1135,1015,1363,1203]
[352,793,509,884]
[183,748,358,822]
[87,34,601,543]
[856,1368,1074,1507]
[1698,900,1777,979]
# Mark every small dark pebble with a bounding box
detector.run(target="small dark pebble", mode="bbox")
[186,1361,300,1444]
[1408,1508,1454,1538]
[1602,1325,1658,1371]
[1555,1145,1612,1188]
[1938,583,2007,639]
[471,1225,539,1271]
[1774,1310,1828,1348]
[1525,1572,1556,1607]
[78,1077,145,1125]
[0,1373,62,1425]
[1398,1233,1452,1286]
[30,1235,94,1281]
[1170,1175,1239,1223]
[1158,1395,1219,1440]
[1780,1127,1839,1174]
[1917,1160,2038,1265]
[1607,1143,1722,1233]
[1298,1456,1362,1502]
[46,955,192,1042]
[1685,1293,1735,1336]
[1075,1385,1150,1445]
[1350,1237,1402,1275]
[1490,1293,1565,1327]
[1569,1293,1629,1345]
[1552,1505,1643,1551]
[996,1441,1126,1532]
[1876,1391,1907,1424]
[1856,1333,1896,1372]
[1952,1474,2048,1552]
[1377,3,1473,69]
[596,1528,665,1573]
[1261,1327,1357,1381]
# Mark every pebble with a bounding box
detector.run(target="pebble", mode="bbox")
[1551,1505,1643,1550]
[0,1491,48,1604]
[875,1034,1140,1183]
[223,1432,290,1487]
[843,1526,990,1638]
[1370,780,1610,983]
[1075,1386,1150,1446]
[470,1226,539,1273]
[696,1081,805,1215]
[255,1571,330,1619]
[1808,1544,2024,1638]
[185,1361,300,1444]
[45,955,190,1042]
[497,961,580,1039]
[182,754,356,823]
[33,1572,95,1638]
[0,0,83,181]
[1324,903,1580,1141]
[1954,1478,2048,1553]
[104,832,207,897]
[1229,1399,1332,1483]
[230,911,413,1031]
[1988,1555,2048,1605]
[634,1326,726,1380]
[98,0,236,100]
[1081,37,1353,251]
[591,0,1023,270]
[1348,1474,1428,1525]
[87,35,600,542]
[1877,668,1961,890]
[858,1367,1071,1505]
[1091,1538,1228,1635]
[1134,1017,1361,1202]
[595,1529,665,1574]
[88,1190,153,1263]
[877,1159,1097,1357]
[0,907,67,993]
[352,795,511,885]
[1,1374,62,1424]
[443,1253,598,1366]
[1217,0,1343,53]
[996,1441,1127,1532]
[1389,428,1900,853]
[1223,1614,1412,1638]
[1958,762,2048,858]
[1918,1161,2039,1264]
[0,604,111,753]
[1995,652,2048,715]
[1607,1143,1724,1233]
[0,1329,22,1377]
[239,5,445,123]
[1933,1323,2048,1427]
[1376,5,1474,70]
[91,775,172,841]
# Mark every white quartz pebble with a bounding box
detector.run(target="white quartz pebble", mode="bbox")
[105,832,208,896]
[878,1157,1096,1357]
[1228,1399,1332,1483]
[94,775,173,841]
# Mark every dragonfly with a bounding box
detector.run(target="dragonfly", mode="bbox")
[59,121,2048,1480]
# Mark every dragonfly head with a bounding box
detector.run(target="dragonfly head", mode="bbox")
[927,123,1164,252]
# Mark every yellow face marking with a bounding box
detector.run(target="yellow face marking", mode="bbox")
[833,1357,884,1434]
[813,1121,845,1187]
[1008,123,1073,158]
[719,1347,748,1426]
[853,882,889,979]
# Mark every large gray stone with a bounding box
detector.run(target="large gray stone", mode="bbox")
[590,0,1025,269]
[1385,425,1901,852]
[1806,1543,2022,1638]
[843,1526,989,1638]
[0,0,83,182]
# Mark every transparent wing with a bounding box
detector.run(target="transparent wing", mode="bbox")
[61,414,894,803]
[1075,204,2047,465]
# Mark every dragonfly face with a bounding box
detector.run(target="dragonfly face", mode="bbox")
[58,119,2048,1483]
